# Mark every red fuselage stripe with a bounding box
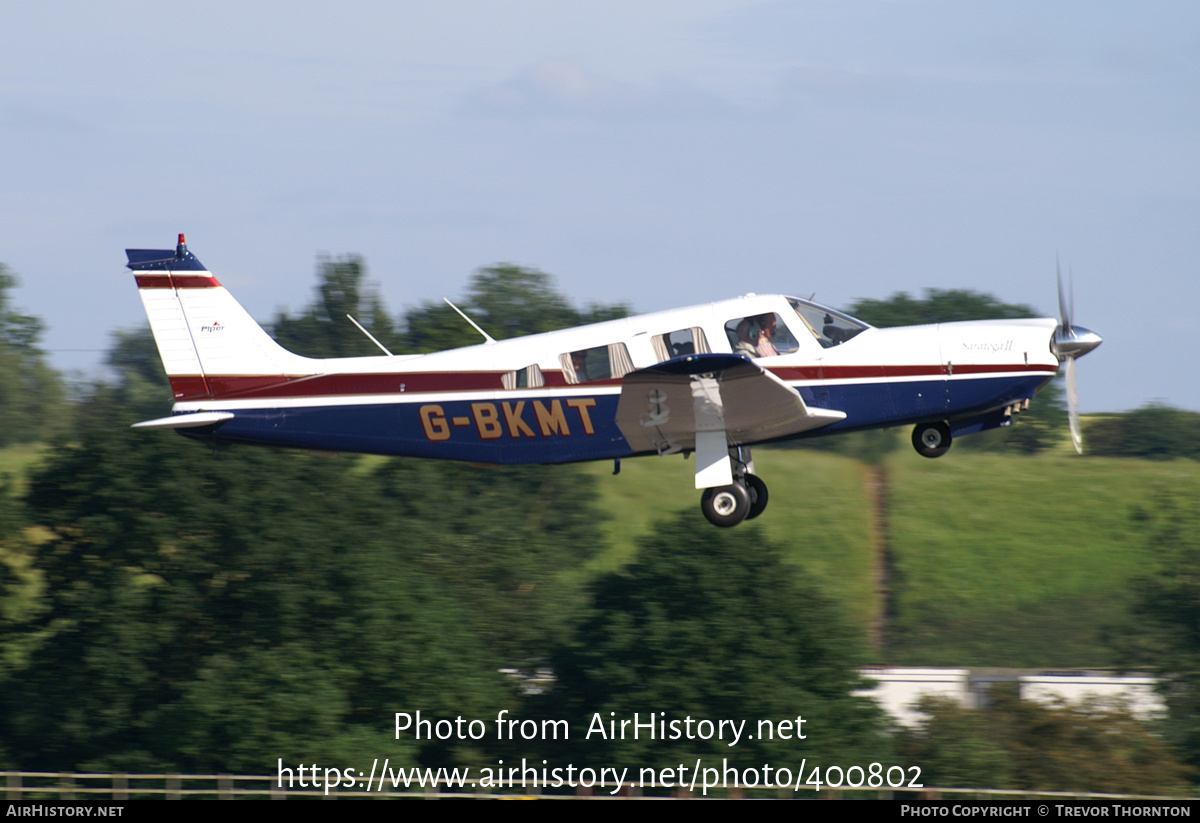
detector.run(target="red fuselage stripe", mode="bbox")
[166,363,1054,402]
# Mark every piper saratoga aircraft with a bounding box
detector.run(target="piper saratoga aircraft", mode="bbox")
[127,236,1101,527]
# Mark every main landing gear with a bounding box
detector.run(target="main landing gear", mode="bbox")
[912,421,951,458]
[699,450,769,528]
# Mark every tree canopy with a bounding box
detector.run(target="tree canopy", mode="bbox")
[1086,403,1200,460]
[846,289,1039,328]
[271,255,400,358]
[4,420,515,772]
[402,264,628,352]
[897,688,1190,794]
[267,257,629,357]
[1112,494,1200,773]
[0,265,65,445]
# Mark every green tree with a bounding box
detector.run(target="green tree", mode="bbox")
[370,458,608,666]
[540,515,887,778]
[1087,403,1200,460]
[846,289,1039,329]
[897,687,1190,794]
[1113,495,1200,773]
[105,327,172,420]
[403,264,628,352]
[0,264,66,445]
[272,255,400,358]
[0,474,45,743]
[894,695,1010,789]
[2,416,512,772]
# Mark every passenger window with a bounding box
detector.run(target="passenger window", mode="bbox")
[559,343,634,384]
[501,364,545,390]
[723,312,799,358]
[651,327,710,361]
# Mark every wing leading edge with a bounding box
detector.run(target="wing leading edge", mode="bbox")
[614,353,846,488]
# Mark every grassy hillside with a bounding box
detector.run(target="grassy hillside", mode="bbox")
[586,445,1200,669]
[885,453,1200,667]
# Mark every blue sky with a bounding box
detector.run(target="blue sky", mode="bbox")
[3,1,1197,412]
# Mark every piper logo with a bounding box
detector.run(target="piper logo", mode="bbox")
[199,321,225,334]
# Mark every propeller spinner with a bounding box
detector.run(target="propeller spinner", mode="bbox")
[1052,264,1102,453]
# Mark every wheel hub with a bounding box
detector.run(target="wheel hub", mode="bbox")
[712,491,738,516]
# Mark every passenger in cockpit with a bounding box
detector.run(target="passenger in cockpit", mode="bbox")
[734,319,758,357]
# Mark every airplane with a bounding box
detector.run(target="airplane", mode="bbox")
[126,235,1102,527]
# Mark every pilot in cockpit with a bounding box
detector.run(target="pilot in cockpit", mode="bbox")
[754,314,779,358]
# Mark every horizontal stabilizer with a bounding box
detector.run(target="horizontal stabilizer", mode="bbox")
[131,411,235,430]
[615,353,845,457]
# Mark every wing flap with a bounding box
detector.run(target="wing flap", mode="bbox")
[615,353,845,456]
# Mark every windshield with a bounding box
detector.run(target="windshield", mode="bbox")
[786,297,870,349]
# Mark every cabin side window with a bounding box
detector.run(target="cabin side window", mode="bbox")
[650,327,711,361]
[501,364,545,390]
[723,312,799,358]
[559,343,634,384]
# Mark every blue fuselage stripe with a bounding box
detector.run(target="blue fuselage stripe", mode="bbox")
[184,373,1053,462]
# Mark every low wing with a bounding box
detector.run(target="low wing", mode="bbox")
[615,353,845,487]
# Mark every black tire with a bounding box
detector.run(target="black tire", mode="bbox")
[912,421,952,458]
[745,474,769,520]
[701,483,752,528]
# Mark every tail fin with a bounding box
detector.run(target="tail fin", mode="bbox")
[126,235,313,402]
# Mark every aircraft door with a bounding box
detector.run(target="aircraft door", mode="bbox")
[933,324,951,414]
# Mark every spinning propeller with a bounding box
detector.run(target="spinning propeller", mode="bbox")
[1052,263,1103,453]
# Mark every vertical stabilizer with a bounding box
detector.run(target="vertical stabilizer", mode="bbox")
[126,235,313,401]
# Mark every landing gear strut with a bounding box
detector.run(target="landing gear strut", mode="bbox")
[699,448,769,527]
[912,421,952,458]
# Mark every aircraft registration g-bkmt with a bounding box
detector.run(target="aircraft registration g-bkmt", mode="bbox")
[127,236,1101,527]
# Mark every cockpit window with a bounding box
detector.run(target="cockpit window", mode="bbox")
[787,298,869,349]
[723,312,800,358]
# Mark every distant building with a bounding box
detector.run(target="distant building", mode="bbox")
[859,667,1163,726]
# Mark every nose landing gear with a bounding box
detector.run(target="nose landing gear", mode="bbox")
[912,421,952,458]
